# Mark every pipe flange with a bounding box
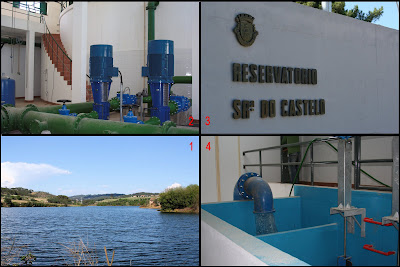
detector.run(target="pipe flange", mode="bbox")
[19,104,39,133]
[161,120,176,134]
[73,112,98,133]
[169,100,179,115]
[237,172,261,200]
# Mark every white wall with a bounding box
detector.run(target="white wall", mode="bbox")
[201,2,399,134]
[300,136,394,187]
[241,136,281,182]
[201,136,218,203]
[40,42,71,102]
[191,2,199,120]
[1,43,41,98]
[59,5,73,57]
[201,220,268,266]
[201,136,283,203]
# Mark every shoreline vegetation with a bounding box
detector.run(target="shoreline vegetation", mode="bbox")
[0,185,199,214]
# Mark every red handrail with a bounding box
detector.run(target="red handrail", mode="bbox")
[363,217,393,226]
[363,244,395,256]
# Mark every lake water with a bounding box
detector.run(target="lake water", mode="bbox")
[1,206,199,266]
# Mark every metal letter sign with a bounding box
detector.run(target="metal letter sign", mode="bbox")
[234,14,258,47]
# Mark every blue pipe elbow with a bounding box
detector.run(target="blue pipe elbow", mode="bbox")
[233,172,275,214]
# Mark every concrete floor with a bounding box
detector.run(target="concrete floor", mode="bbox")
[11,97,198,131]
[15,97,57,108]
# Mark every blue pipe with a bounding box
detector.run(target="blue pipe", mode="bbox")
[234,172,277,235]
[234,172,275,213]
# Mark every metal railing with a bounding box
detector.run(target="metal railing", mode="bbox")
[3,1,41,14]
[242,136,393,192]
[42,17,72,85]
[60,1,73,12]
[1,1,43,22]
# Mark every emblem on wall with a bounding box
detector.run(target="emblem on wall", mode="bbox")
[233,13,258,47]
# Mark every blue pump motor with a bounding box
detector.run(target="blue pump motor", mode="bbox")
[89,45,119,120]
[142,40,174,124]
[1,77,16,106]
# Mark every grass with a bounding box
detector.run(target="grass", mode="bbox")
[1,237,29,266]
[58,238,116,266]
[1,236,116,266]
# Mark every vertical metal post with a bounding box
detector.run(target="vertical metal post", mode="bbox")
[338,139,352,209]
[259,150,262,177]
[311,142,314,186]
[392,136,399,217]
[354,136,361,190]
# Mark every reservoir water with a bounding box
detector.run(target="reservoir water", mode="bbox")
[1,206,199,266]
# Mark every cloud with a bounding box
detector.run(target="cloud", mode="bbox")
[1,162,71,187]
[165,182,182,191]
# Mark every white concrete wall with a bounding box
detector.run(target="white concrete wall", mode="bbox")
[201,136,284,203]
[40,42,71,102]
[300,136,394,187]
[201,136,218,203]
[201,220,268,266]
[201,2,399,134]
[191,2,199,120]
[1,43,41,98]
[59,5,73,57]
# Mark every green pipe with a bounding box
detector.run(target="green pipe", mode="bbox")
[1,105,198,134]
[169,100,178,115]
[173,76,192,84]
[146,2,159,41]
[37,102,94,114]
[144,116,161,125]
[109,98,120,111]
[143,96,152,103]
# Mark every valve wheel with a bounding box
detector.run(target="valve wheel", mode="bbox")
[57,99,72,104]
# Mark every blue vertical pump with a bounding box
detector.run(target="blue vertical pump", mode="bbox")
[89,45,118,120]
[142,40,174,124]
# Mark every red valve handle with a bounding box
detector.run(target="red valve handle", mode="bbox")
[363,217,393,226]
[363,244,395,256]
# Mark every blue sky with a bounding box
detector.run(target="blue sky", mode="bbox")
[345,2,399,30]
[1,136,199,196]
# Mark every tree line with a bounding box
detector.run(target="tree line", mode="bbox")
[159,184,199,212]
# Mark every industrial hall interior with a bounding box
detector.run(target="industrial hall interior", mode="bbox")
[1,1,199,134]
